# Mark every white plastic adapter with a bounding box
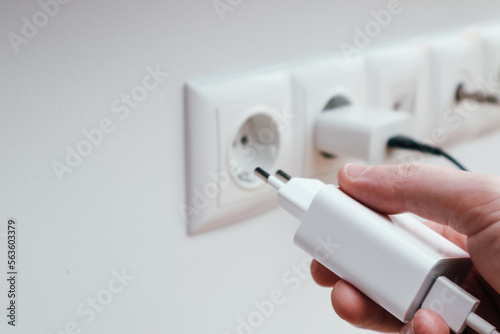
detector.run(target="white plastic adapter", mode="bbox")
[315,105,411,164]
[266,174,472,323]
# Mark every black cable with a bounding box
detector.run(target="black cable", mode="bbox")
[439,151,468,171]
[387,135,468,171]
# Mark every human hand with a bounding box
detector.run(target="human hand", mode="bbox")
[311,163,500,333]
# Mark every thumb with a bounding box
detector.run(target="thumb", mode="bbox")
[338,163,500,236]
[400,309,449,334]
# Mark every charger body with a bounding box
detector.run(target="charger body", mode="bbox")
[315,105,411,163]
[293,185,472,322]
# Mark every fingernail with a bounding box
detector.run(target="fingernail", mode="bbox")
[344,164,369,179]
[400,321,415,334]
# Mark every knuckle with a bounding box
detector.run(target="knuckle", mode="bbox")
[460,176,500,234]
[387,163,428,212]
[393,162,425,180]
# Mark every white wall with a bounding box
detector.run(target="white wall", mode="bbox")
[1,1,500,333]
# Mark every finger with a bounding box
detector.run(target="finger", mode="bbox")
[421,220,467,251]
[310,260,341,287]
[331,280,402,332]
[338,163,500,236]
[400,309,449,334]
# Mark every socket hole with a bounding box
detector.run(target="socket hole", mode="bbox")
[229,113,280,188]
[323,95,351,111]
[393,101,402,111]
[455,83,464,103]
[320,152,336,159]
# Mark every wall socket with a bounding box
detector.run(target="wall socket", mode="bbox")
[291,57,367,179]
[365,42,429,140]
[184,72,298,234]
[427,29,484,144]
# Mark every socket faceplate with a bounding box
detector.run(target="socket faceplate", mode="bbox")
[365,42,429,140]
[291,57,366,178]
[427,29,483,144]
[184,72,297,234]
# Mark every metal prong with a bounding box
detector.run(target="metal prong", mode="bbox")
[254,167,285,190]
[254,167,270,182]
[276,170,292,182]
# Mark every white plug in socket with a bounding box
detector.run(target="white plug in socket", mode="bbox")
[291,57,366,178]
[184,72,297,234]
[315,105,411,163]
[365,42,429,139]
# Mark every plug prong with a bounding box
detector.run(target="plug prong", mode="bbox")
[254,167,270,182]
[276,170,292,182]
[254,167,285,190]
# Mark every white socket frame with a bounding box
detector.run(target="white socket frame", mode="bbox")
[291,57,367,177]
[184,72,297,234]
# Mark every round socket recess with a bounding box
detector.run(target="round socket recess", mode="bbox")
[229,113,280,188]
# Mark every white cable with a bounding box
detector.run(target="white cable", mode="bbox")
[466,312,498,334]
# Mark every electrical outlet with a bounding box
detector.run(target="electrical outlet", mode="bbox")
[365,42,429,140]
[184,72,297,234]
[427,29,484,144]
[291,57,366,179]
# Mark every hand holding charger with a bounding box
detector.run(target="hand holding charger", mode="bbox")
[254,167,499,334]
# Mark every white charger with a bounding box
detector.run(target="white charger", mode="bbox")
[255,168,498,334]
[315,104,411,163]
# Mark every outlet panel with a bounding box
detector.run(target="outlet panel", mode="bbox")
[427,29,484,144]
[291,57,367,178]
[184,72,297,234]
[365,42,429,140]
